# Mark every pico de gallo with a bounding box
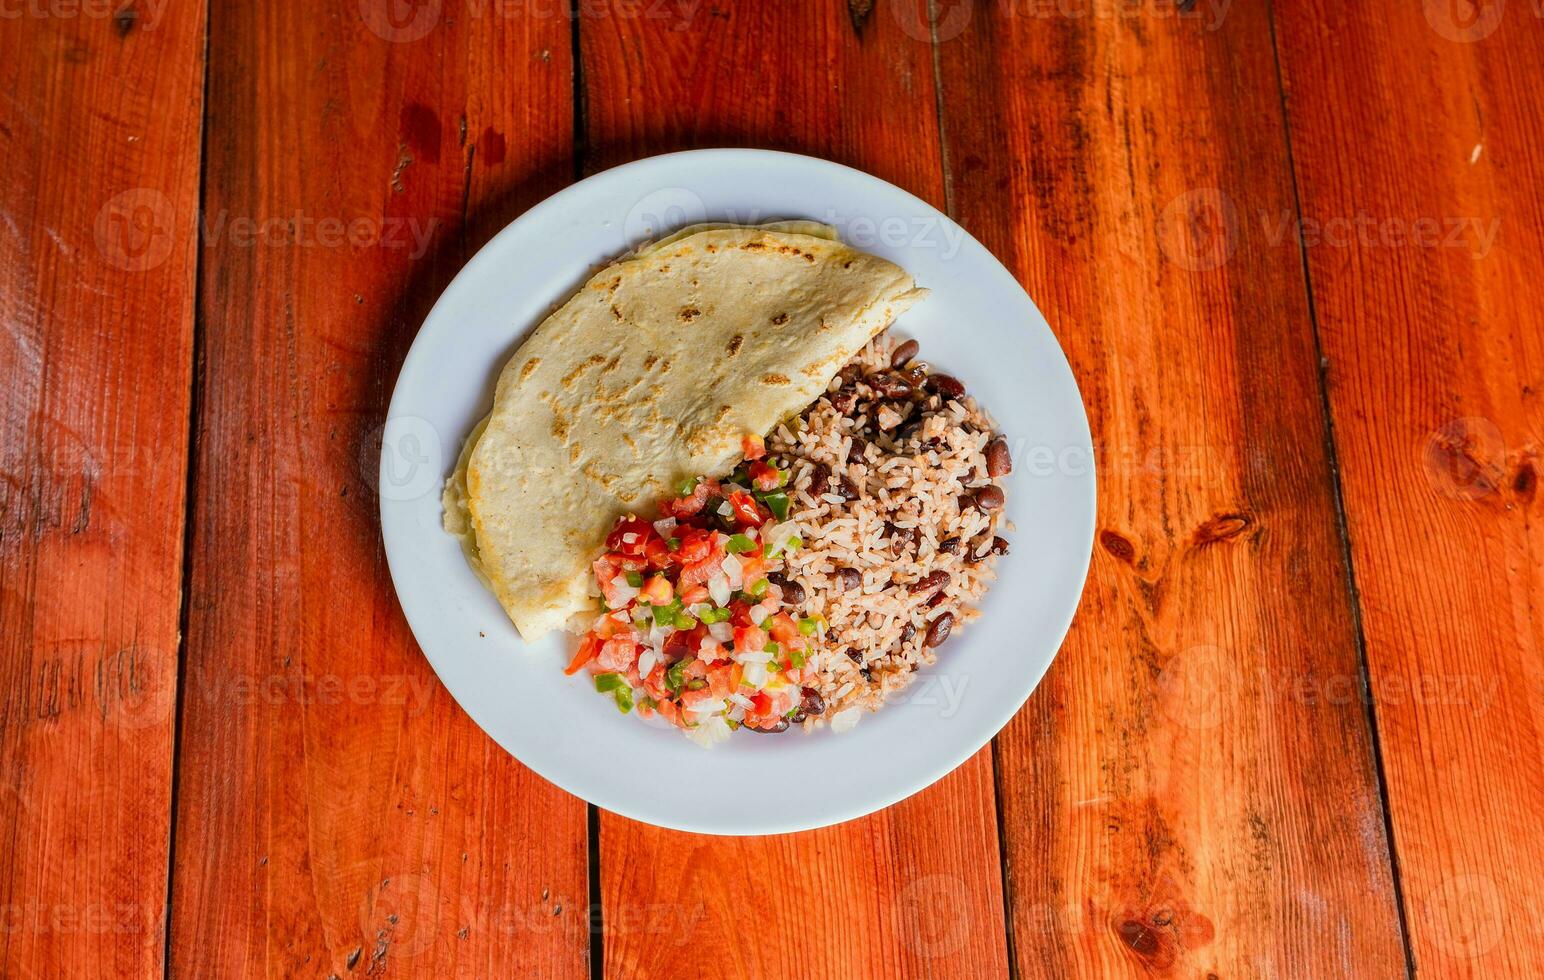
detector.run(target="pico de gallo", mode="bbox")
[566,435,828,746]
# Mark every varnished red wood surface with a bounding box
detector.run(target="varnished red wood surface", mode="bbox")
[0,6,205,979]
[581,3,1011,977]
[4,1,1544,978]
[1274,0,1544,974]
[935,4,1409,976]
[166,3,587,977]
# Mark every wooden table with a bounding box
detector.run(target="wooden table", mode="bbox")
[2,1,1539,976]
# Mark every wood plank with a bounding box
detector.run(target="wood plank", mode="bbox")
[934,5,1411,976]
[1273,0,1544,974]
[581,2,1011,977]
[0,7,204,979]
[167,5,589,977]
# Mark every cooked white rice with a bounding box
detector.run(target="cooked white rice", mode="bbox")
[767,333,1009,729]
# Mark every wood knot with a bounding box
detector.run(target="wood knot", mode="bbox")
[1514,459,1536,502]
[1193,512,1252,549]
[847,0,874,34]
[1099,529,1136,564]
[1117,918,1162,958]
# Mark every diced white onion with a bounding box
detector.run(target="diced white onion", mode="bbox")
[708,621,733,643]
[685,714,733,747]
[653,517,677,537]
[611,581,640,603]
[741,661,769,688]
[736,649,773,665]
[720,553,744,588]
[707,573,731,607]
[749,605,769,627]
[727,693,753,710]
[717,501,733,517]
[686,697,726,716]
[638,649,658,679]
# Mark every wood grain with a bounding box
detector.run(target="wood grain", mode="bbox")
[1274,0,1544,973]
[0,5,204,978]
[167,3,589,977]
[934,3,1411,975]
[581,2,1010,977]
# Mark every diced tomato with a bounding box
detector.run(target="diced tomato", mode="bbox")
[727,600,756,628]
[606,516,657,556]
[733,624,769,655]
[727,491,767,527]
[593,557,632,607]
[655,697,681,727]
[697,641,729,665]
[748,460,781,491]
[676,528,715,565]
[592,609,630,639]
[768,612,803,648]
[644,536,674,569]
[640,574,673,605]
[741,433,767,460]
[564,635,600,675]
[707,666,734,698]
[677,554,722,587]
[663,623,707,660]
[680,584,710,605]
[737,555,768,587]
[596,637,638,672]
[749,691,772,715]
[662,477,719,519]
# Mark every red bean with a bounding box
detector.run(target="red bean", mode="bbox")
[974,485,1005,511]
[800,687,826,716]
[891,339,920,367]
[909,570,951,595]
[924,612,954,647]
[926,373,965,398]
[985,437,1012,477]
[808,462,830,497]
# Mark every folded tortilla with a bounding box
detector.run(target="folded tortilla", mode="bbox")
[445,223,924,641]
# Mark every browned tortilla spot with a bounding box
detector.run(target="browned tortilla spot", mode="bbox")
[742,241,766,251]
[771,312,789,325]
[762,373,790,385]
[581,461,618,489]
[560,353,606,388]
[518,357,541,382]
[678,307,702,322]
[726,334,743,356]
[643,353,659,370]
[611,304,623,320]
[551,415,569,441]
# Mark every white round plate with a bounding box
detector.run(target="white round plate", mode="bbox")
[381,149,1094,835]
